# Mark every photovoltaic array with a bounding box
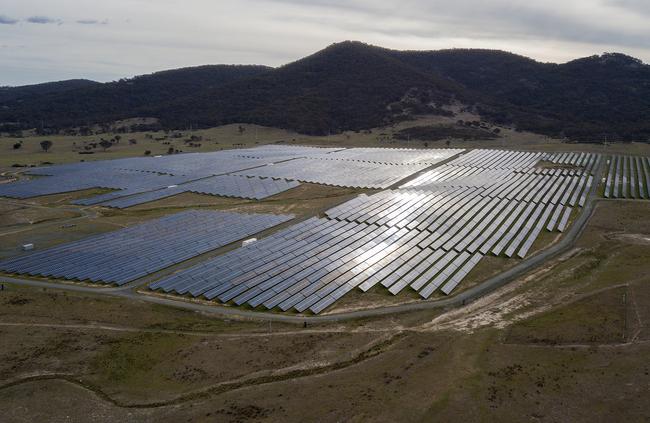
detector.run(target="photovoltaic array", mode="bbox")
[603,155,650,199]
[0,210,294,285]
[150,149,602,314]
[98,175,300,208]
[234,148,462,189]
[0,150,288,205]
[0,145,461,205]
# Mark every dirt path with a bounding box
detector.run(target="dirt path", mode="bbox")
[0,321,399,337]
[0,332,405,409]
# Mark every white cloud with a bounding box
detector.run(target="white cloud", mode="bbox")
[0,0,649,85]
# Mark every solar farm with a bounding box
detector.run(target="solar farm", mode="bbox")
[1,144,648,315]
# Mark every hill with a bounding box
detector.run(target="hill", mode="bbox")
[0,65,271,132]
[154,42,468,134]
[0,79,100,103]
[2,42,650,141]
[391,49,650,141]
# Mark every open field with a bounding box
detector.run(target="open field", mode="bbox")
[1,200,649,422]
[4,116,650,174]
[0,124,297,172]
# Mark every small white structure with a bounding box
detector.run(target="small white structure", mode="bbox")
[22,243,34,251]
[242,238,257,247]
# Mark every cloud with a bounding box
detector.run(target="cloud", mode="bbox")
[607,0,650,14]
[76,19,108,25]
[3,0,650,86]
[26,16,61,24]
[0,15,18,24]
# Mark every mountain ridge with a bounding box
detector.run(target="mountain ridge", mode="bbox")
[2,41,649,142]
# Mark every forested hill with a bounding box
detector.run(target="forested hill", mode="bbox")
[0,65,271,131]
[390,49,650,141]
[0,79,100,103]
[2,41,650,142]
[154,42,468,134]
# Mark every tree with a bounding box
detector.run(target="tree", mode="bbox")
[13,142,22,150]
[167,146,175,154]
[40,140,52,152]
[445,139,451,147]
[238,125,245,135]
[99,140,113,151]
[114,135,122,143]
[144,150,151,155]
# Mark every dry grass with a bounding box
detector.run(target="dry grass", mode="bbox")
[505,285,627,344]
[4,117,649,175]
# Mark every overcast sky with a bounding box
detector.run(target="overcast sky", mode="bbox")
[1,0,649,86]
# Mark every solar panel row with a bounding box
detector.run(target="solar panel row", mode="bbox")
[150,217,486,313]
[239,145,463,165]
[308,147,464,165]
[235,158,436,189]
[402,150,600,190]
[603,155,650,199]
[330,172,591,231]
[234,144,345,161]
[0,210,294,285]
[98,175,300,208]
[0,168,195,200]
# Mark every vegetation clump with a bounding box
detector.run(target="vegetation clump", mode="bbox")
[394,124,499,141]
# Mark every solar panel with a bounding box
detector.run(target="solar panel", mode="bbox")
[2,210,294,285]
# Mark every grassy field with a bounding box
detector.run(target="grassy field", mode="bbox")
[505,285,627,344]
[1,200,649,422]
[0,124,297,172]
[3,115,649,174]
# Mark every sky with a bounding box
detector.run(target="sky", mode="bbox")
[1,0,650,86]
